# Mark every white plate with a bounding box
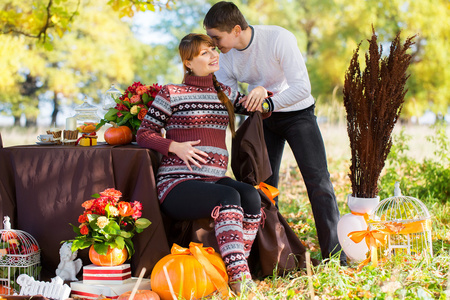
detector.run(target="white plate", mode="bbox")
[36,141,56,145]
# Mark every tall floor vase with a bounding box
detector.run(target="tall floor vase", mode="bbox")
[337,195,379,263]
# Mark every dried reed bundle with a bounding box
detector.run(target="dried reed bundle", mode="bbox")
[343,28,415,198]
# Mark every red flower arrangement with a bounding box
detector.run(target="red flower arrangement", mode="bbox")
[0,231,39,255]
[97,82,162,135]
[66,188,151,257]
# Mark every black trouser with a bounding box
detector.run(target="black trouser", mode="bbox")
[161,177,261,220]
[263,104,343,260]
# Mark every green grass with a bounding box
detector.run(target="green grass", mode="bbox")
[2,124,449,299]
[219,124,450,299]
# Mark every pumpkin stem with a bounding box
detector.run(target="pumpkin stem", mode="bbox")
[110,121,119,128]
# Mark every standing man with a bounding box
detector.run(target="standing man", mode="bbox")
[204,1,346,264]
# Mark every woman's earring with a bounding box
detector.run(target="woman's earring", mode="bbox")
[186,68,190,74]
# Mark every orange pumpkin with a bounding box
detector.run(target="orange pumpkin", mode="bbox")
[118,290,160,300]
[0,285,13,295]
[89,245,128,266]
[104,122,133,145]
[150,243,228,300]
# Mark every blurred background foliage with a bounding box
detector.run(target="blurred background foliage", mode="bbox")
[0,0,449,126]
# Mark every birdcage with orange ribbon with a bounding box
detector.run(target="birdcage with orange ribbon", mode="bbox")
[368,183,433,264]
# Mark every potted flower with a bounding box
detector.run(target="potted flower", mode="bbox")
[66,188,151,266]
[337,28,415,263]
[97,82,162,135]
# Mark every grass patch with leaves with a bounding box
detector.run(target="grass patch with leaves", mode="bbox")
[209,125,450,299]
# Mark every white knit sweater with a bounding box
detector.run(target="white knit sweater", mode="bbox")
[215,25,315,112]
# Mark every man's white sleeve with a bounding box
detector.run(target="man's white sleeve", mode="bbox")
[216,54,239,91]
[271,29,312,110]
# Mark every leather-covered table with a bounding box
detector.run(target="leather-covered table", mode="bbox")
[0,142,170,280]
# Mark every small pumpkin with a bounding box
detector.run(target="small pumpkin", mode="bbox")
[150,242,228,300]
[0,285,13,295]
[118,290,160,300]
[88,245,128,266]
[104,122,133,145]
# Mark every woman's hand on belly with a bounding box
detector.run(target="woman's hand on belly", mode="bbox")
[168,140,209,171]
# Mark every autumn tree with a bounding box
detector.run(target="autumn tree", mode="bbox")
[0,1,171,125]
[1,0,448,125]
[0,0,175,48]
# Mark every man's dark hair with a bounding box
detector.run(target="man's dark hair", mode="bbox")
[203,1,249,33]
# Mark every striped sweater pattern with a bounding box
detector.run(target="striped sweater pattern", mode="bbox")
[137,74,245,203]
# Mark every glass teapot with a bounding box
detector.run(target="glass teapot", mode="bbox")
[73,101,101,134]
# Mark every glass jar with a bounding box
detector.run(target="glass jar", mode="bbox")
[73,101,101,134]
[102,84,122,110]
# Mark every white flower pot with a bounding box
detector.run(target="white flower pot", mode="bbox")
[347,195,380,214]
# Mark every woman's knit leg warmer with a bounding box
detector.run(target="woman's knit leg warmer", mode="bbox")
[212,205,251,283]
[242,212,261,259]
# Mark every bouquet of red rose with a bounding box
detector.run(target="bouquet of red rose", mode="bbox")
[0,231,39,255]
[97,82,162,135]
[66,188,151,257]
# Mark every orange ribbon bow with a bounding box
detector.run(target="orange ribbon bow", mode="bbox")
[348,227,387,269]
[350,211,369,222]
[255,182,279,205]
[171,242,229,299]
[347,214,432,270]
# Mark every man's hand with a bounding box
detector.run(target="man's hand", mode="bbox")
[239,86,268,112]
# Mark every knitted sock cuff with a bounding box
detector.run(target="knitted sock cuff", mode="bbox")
[212,205,244,222]
[243,212,262,230]
[221,204,244,213]
[243,212,261,220]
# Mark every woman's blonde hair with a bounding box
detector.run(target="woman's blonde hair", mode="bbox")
[179,33,235,136]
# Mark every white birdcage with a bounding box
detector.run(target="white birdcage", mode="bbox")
[0,216,41,295]
[369,183,433,261]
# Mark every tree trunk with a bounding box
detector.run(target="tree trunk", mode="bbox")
[25,117,37,127]
[14,117,21,126]
[51,91,59,126]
